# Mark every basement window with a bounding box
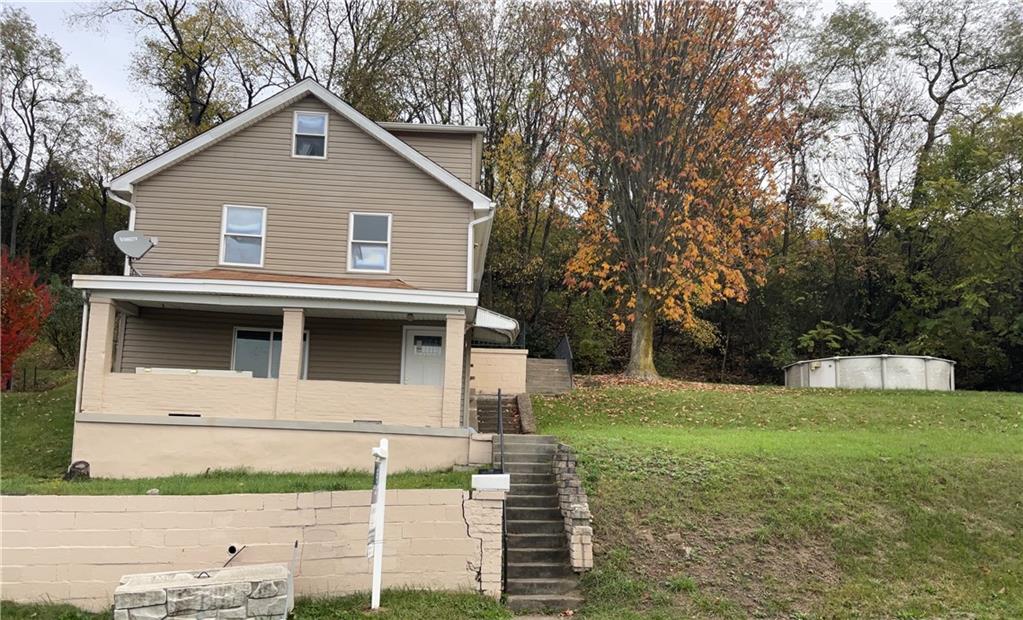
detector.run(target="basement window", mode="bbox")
[293,111,328,158]
[348,212,391,272]
[231,328,309,379]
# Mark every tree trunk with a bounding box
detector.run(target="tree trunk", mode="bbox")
[626,296,658,380]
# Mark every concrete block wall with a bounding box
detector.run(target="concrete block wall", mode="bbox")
[1,489,505,612]
[553,444,594,572]
[470,348,528,395]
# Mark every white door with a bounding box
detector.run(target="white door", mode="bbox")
[402,328,445,386]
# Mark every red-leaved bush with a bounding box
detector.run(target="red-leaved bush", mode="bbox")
[1,249,53,388]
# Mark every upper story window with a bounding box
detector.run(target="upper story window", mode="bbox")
[220,205,266,267]
[348,212,391,272]
[293,111,328,158]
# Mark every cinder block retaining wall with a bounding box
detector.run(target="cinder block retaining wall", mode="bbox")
[1,489,505,612]
[470,348,528,395]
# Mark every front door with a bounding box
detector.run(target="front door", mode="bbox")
[402,328,445,386]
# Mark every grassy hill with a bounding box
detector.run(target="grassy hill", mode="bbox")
[535,379,1023,619]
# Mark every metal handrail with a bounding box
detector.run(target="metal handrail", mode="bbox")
[554,335,574,389]
[497,388,507,593]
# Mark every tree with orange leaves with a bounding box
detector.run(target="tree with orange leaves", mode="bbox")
[566,0,792,378]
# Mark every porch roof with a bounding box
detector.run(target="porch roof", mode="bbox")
[73,273,477,318]
[472,307,520,344]
[170,268,415,289]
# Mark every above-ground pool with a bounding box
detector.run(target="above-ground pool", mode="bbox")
[783,355,956,391]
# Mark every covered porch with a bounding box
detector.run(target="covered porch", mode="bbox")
[74,274,480,431]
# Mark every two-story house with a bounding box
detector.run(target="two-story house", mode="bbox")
[70,79,517,477]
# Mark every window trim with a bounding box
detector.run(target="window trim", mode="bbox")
[229,326,310,380]
[292,110,329,159]
[347,211,392,273]
[219,204,267,268]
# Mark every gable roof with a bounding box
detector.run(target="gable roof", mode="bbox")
[109,79,493,212]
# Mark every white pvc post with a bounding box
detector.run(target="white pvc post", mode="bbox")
[369,438,389,610]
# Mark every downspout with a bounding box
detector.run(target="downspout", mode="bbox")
[466,205,496,292]
[107,189,135,276]
[74,293,90,416]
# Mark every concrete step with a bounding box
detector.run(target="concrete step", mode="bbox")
[506,592,584,613]
[507,494,559,508]
[507,547,569,564]
[502,444,557,455]
[506,562,574,579]
[510,483,556,495]
[509,472,555,484]
[506,532,565,548]
[505,577,579,595]
[508,520,564,535]
[501,435,558,444]
[497,460,553,470]
[507,506,561,521]
[500,462,551,474]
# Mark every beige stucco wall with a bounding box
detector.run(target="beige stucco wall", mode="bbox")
[131,95,471,291]
[0,489,505,612]
[71,421,493,477]
[470,348,528,395]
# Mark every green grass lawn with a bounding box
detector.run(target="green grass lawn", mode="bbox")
[1,380,469,495]
[536,379,1023,619]
[1,590,511,619]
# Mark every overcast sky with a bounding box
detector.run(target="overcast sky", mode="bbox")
[12,0,903,121]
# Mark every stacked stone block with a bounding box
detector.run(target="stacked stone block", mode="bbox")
[553,444,594,572]
[464,490,506,597]
[113,564,289,619]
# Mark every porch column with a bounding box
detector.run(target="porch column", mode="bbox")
[274,308,305,419]
[80,297,117,413]
[442,313,466,427]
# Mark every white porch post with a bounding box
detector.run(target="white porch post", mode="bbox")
[80,297,117,413]
[275,307,305,419]
[442,313,466,427]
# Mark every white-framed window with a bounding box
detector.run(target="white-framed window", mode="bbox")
[231,327,309,379]
[292,111,328,158]
[348,212,391,272]
[219,205,267,267]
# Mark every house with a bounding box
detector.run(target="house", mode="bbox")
[70,79,520,477]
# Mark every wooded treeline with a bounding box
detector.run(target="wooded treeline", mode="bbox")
[2,0,1021,390]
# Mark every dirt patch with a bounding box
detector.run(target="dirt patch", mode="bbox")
[594,503,841,616]
[575,374,787,395]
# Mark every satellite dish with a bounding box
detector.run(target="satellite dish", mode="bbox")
[113,230,155,260]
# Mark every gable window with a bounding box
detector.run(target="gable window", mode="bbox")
[348,212,391,272]
[293,111,328,158]
[220,205,266,267]
[232,328,308,379]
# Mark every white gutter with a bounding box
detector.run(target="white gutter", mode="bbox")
[466,206,496,292]
[72,274,479,308]
[107,190,135,276]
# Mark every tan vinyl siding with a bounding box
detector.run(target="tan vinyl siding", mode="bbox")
[304,317,400,383]
[388,131,477,187]
[132,96,471,291]
[118,308,414,384]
